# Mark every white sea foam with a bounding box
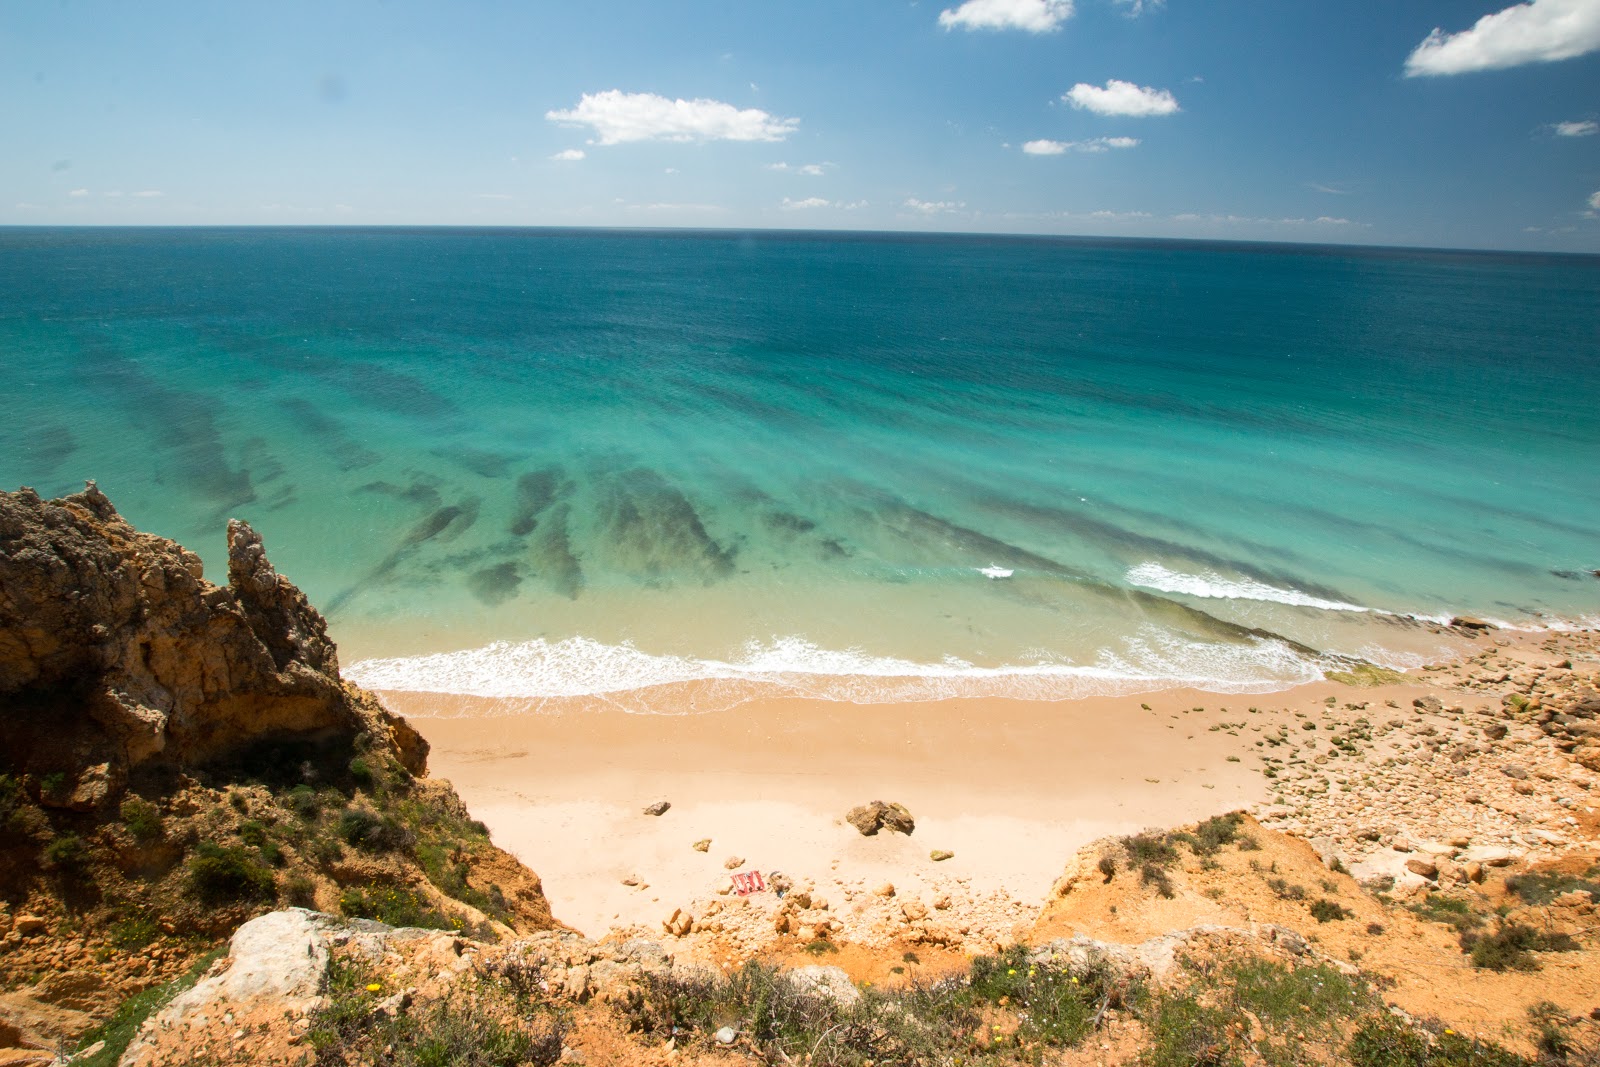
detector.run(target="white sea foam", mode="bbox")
[1125,562,1373,612]
[345,628,1330,714]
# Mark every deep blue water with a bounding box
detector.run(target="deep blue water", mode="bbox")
[3,228,1596,704]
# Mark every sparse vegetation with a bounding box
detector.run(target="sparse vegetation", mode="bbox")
[338,885,462,931]
[1459,922,1580,972]
[1504,867,1600,906]
[1309,897,1352,923]
[186,842,276,906]
[120,796,164,841]
[337,808,413,852]
[1408,895,1483,934]
[309,955,567,1067]
[42,832,89,872]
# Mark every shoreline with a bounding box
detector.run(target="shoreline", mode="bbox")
[376,625,1567,943]
[383,624,1600,953]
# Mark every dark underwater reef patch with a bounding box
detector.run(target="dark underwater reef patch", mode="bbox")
[326,496,481,613]
[527,502,586,599]
[73,335,256,512]
[433,445,518,479]
[510,465,572,536]
[358,479,444,511]
[278,397,380,471]
[590,466,737,585]
[466,560,523,605]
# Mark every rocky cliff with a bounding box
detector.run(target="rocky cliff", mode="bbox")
[0,484,555,1057]
[0,482,425,802]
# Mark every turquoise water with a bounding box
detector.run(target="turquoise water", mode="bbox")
[3,228,1597,705]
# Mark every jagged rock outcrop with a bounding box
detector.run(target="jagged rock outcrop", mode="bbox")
[0,483,425,801]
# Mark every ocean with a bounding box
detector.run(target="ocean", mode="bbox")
[3,227,1596,710]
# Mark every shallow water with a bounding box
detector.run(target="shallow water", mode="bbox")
[3,228,1596,705]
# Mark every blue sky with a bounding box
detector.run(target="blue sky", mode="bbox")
[3,0,1598,251]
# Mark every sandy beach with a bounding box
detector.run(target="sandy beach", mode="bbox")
[384,677,1372,940]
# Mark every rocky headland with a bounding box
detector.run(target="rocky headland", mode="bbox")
[0,485,554,1061]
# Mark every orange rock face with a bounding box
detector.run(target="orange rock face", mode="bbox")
[0,482,426,799]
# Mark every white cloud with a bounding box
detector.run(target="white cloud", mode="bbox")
[550,148,586,161]
[1065,79,1180,117]
[903,198,967,214]
[1555,120,1599,136]
[1404,0,1600,76]
[547,90,797,145]
[1171,212,1359,227]
[1022,136,1140,154]
[1112,0,1163,14]
[1307,182,1349,195]
[781,197,866,211]
[131,190,163,198]
[67,188,89,197]
[768,162,831,175]
[1590,190,1600,210]
[938,0,1073,33]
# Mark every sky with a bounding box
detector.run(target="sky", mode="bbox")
[2,0,1598,251]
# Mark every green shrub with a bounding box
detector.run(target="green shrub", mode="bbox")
[1124,832,1180,868]
[338,809,413,853]
[0,774,20,826]
[1503,868,1600,906]
[39,771,68,800]
[1138,986,1237,1067]
[1309,898,1352,923]
[185,843,276,906]
[348,757,376,791]
[287,785,321,819]
[1141,863,1176,899]
[1220,959,1363,1032]
[42,833,89,871]
[120,797,163,841]
[1183,814,1244,856]
[1347,1016,1532,1066]
[1409,895,1483,934]
[1267,877,1307,901]
[338,886,460,931]
[1459,922,1578,972]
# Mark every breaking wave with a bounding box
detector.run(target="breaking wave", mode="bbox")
[1125,562,1374,613]
[346,629,1331,713]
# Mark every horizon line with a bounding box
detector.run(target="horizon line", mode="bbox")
[2,223,1596,260]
